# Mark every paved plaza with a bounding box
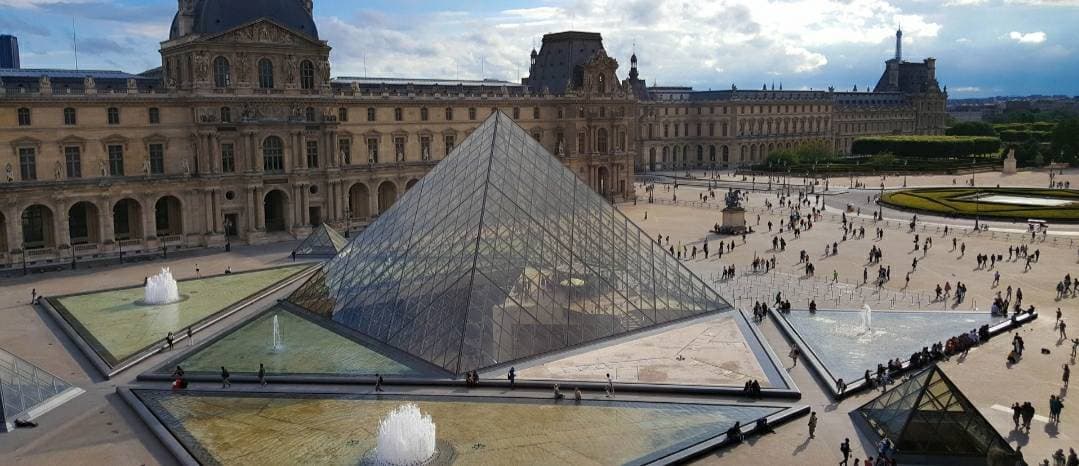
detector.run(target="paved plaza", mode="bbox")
[2,170,1079,465]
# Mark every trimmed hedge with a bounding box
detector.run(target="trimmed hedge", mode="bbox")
[881,188,1079,221]
[852,136,1001,158]
[999,130,1051,143]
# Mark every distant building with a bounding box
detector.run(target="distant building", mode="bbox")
[0,35,19,69]
[0,1,945,266]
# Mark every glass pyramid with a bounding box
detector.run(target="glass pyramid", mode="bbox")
[1,347,83,432]
[289,112,730,375]
[856,365,1014,460]
[292,224,348,257]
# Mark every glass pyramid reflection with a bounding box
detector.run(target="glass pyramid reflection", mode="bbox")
[292,223,348,258]
[289,112,731,375]
[1,347,84,432]
[856,365,1015,460]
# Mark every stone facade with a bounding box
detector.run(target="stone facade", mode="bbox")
[0,6,945,267]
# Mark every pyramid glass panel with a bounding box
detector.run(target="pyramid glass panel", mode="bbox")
[289,112,731,375]
[0,347,83,431]
[292,224,347,257]
[856,366,1014,459]
[133,390,784,465]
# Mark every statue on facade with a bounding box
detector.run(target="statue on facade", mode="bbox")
[54,161,63,180]
[422,146,430,161]
[236,52,249,82]
[194,51,208,81]
[39,75,51,91]
[182,159,191,176]
[4,163,13,182]
[556,139,565,156]
[285,55,297,83]
[318,58,330,82]
[142,158,151,175]
[99,160,108,177]
[83,76,95,90]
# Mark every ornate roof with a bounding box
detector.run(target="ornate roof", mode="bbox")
[169,0,318,41]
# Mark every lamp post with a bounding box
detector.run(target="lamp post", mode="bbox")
[118,240,124,264]
[344,208,351,238]
[223,218,232,252]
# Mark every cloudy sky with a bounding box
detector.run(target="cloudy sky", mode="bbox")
[1,0,1077,97]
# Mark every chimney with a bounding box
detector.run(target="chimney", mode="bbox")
[925,57,936,82]
[176,0,196,37]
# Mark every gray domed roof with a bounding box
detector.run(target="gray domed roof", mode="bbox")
[169,0,318,41]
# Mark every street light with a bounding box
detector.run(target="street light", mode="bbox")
[344,208,352,238]
[223,218,232,252]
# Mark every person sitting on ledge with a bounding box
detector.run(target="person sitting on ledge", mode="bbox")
[553,384,564,400]
[836,378,847,395]
[754,417,774,435]
[809,299,817,312]
[726,422,744,443]
[573,387,582,402]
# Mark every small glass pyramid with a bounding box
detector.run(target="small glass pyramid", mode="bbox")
[856,365,1015,460]
[290,112,731,375]
[292,223,348,258]
[1,347,83,431]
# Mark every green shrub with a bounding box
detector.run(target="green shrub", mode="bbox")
[851,136,1001,158]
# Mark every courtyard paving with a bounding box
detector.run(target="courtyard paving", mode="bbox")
[1,168,1077,465]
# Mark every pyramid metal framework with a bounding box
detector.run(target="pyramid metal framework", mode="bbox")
[292,223,348,258]
[856,365,1014,460]
[1,347,84,432]
[289,112,731,375]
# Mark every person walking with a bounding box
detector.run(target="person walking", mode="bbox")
[605,373,615,398]
[375,374,385,392]
[1012,402,1022,430]
[808,411,818,439]
[1065,364,1071,388]
[220,366,231,388]
[790,347,801,368]
[187,326,194,347]
[508,366,516,389]
[165,332,174,351]
[1063,320,1070,340]
[258,363,267,386]
[840,438,851,465]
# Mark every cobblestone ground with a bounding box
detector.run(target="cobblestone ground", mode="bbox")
[2,169,1078,465]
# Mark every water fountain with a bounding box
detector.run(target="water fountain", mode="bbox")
[144,268,180,305]
[862,304,873,330]
[271,315,283,353]
[375,403,437,466]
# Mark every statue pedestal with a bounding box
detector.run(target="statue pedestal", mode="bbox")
[714,207,748,235]
[1003,149,1017,175]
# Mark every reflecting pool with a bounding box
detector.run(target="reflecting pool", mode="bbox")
[51,265,309,366]
[134,390,784,466]
[782,310,1003,384]
[164,306,426,376]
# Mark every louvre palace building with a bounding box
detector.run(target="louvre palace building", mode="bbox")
[0,0,945,267]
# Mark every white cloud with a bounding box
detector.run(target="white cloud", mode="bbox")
[318,0,941,89]
[1009,31,1047,44]
[945,0,987,5]
[1005,0,1079,5]
[952,86,981,92]
[956,37,972,43]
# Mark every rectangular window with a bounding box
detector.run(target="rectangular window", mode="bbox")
[557,107,564,119]
[420,107,429,121]
[17,108,31,126]
[394,108,403,121]
[18,147,36,181]
[367,138,379,164]
[533,107,540,119]
[107,107,120,125]
[148,107,160,124]
[468,107,476,120]
[367,107,376,122]
[149,143,165,175]
[512,107,520,119]
[64,108,77,125]
[338,107,348,122]
[444,135,455,156]
[339,138,351,165]
[306,140,319,168]
[65,146,81,178]
[420,136,431,160]
[221,107,231,123]
[108,144,124,176]
[220,143,235,173]
[394,137,405,161]
[445,107,453,121]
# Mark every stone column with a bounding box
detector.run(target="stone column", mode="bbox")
[203,189,214,234]
[142,196,157,239]
[195,131,210,175]
[54,202,71,248]
[255,187,265,230]
[4,206,20,253]
[98,197,115,245]
[292,131,304,171]
[212,189,222,232]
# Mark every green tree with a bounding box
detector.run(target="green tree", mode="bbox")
[1050,118,1079,164]
[946,121,997,137]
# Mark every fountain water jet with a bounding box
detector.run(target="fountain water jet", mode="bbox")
[862,304,873,330]
[375,403,436,465]
[271,315,283,353]
[144,268,180,305]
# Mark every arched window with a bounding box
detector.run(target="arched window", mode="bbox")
[220,106,231,123]
[595,128,608,154]
[213,56,230,88]
[263,136,284,172]
[300,60,314,90]
[258,59,274,89]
